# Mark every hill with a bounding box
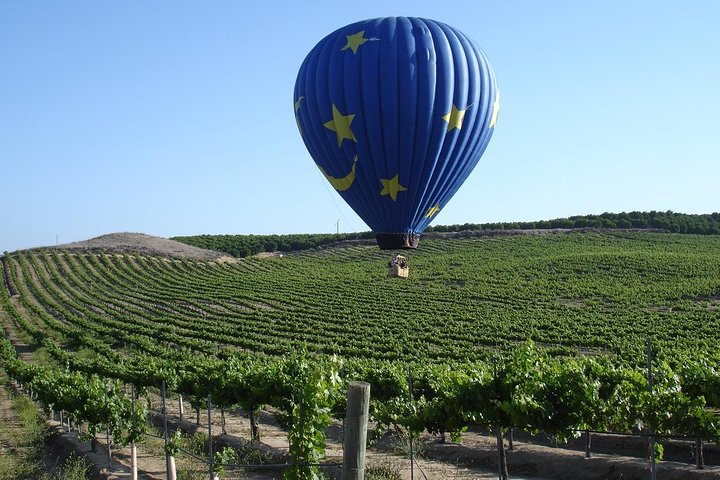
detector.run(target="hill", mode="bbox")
[5,231,720,366]
[44,232,230,261]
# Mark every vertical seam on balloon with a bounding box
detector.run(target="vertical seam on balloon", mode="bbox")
[395,18,404,232]
[347,19,380,232]
[410,20,453,231]
[408,18,435,234]
[429,28,478,219]
[377,18,391,235]
[405,17,420,234]
[369,17,390,232]
[425,23,466,222]
[358,19,384,232]
[407,17,433,232]
[414,17,439,234]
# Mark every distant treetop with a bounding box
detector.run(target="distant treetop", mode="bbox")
[171,211,720,258]
[426,211,720,235]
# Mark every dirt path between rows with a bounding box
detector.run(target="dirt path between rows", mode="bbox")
[150,392,720,480]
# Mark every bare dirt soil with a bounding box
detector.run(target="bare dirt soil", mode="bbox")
[147,395,719,480]
[40,232,232,261]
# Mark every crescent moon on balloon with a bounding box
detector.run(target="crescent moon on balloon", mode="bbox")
[317,155,357,191]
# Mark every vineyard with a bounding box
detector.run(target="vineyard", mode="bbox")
[2,231,720,478]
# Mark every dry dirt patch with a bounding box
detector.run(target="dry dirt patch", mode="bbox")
[39,232,230,262]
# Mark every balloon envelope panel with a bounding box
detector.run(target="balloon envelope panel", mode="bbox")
[294,17,498,248]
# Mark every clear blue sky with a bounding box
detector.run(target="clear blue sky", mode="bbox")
[2,1,719,252]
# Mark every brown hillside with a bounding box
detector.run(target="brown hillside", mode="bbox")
[45,232,230,261]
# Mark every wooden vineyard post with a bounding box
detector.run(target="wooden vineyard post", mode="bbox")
[585,430,592,458]
[696,437,704,469]
[179,395,184,422]
[491,356,508,480]
[249,410,260,441]
[647,338,657,480]
[168,456,177,480]
[342,381,370,480]
[495,426,508,480]
[104,383,112,470]
[162,382,170,480]
[164,386,177,480]
[207,395,214,480]
[408,369,414,480]
[131,385,138,480]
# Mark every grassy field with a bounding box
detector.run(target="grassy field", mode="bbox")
[5,231,720,366]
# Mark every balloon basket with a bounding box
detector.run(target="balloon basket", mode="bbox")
[387,255,409,279]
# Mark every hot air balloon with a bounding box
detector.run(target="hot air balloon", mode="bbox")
[294,17,499,249]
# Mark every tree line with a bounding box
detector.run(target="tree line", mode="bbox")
[172,212,720,258]
[171,232,375,258]
[427,211,720,234]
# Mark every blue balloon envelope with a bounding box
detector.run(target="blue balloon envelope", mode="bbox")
[294,17,499,249]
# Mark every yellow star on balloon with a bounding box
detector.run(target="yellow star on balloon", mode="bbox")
[294,96,304,113]
[425,204,441,218]
[323,104,357,147]
[341,31,369,54]
[442,104,467,132]
[489,91,500,128]
[379,174,407,201]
